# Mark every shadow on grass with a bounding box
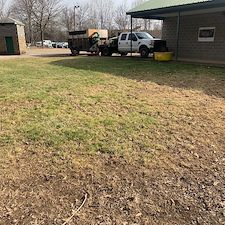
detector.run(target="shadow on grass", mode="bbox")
[31,53,71,58]
[50,55,225,99]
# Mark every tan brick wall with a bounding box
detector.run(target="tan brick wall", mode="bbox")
[162,12,225,60]
[0,24,17,54]
[0,37,7,54]
[13,37,20,54]
[0,36,20,54]
[0,24,17,36]
[0,24,26,54]
[16,25,26,54]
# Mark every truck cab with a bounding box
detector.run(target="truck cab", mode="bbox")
[118,32,167,58]
[118,32,160,58]
[99,32,167,58]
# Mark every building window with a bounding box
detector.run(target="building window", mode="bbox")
[198,27,215,42]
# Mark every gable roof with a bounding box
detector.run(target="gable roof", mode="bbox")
[127,0,225,19]
[0,18,25,26]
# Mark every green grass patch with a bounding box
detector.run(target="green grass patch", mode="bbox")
[1,54,225,164]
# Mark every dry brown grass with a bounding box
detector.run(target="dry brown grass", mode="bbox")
[0,52,225,224]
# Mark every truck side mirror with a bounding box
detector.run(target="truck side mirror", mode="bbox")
[132,37,137,41]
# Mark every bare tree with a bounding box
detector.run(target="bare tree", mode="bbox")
[0,0,10,18]
[10,0,63,43]
[7,0,161,44]
[32,0,63,45]
[60,7,73,32]
[131,0,149,30]
[76,2,90,30]
[131,0,162,32]
[114,2,130,30]
[10,0,36,43]
[88,0,114,29]
[86,4,98,29]
[0,0,5,18]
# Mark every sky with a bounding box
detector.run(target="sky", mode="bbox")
[62,0,133,8]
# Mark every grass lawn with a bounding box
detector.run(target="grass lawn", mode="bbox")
[0,54,225,224]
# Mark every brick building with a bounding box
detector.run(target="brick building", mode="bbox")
[0,18,26,55]
[127,0,225,62]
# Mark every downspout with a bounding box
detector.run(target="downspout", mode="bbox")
[175,12,181,61]
[130,15,133,57]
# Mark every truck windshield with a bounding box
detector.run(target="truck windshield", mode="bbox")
[136,33,153,39]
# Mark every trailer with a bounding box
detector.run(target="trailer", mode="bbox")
[68,30,167,58]
[68,29,108,55]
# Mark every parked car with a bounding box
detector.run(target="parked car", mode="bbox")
[36,40,52,48]
[36,41,42,47]
[56,42,64,48]
[62,42,68,48]
[52,42,69,48]
[51,42,56,48]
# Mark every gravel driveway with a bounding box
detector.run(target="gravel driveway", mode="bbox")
[0,48,71,59]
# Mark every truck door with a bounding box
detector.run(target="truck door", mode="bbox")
[118,33,128,52]
[126,33,139,52]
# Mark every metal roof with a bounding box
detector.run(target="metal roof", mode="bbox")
[0,18,25,26]
[126,0,225,18]
[127,0,212,13]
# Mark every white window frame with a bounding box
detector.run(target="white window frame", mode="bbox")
[198,27,216,42]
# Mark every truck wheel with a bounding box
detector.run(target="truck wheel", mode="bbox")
[140,47,149,58]
[75,48,80,55]
[102,47,112,56]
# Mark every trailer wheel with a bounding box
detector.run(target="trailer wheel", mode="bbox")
[75,48,80,55]
[102,47,112,56]
[140,46,149,58]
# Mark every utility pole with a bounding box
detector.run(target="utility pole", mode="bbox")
[74,5,79,31]
[100,14,103,29]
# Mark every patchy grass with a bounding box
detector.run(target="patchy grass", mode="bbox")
[0,53,225,224]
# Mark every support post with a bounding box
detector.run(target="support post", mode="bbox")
[74,5,80,31]
[131,15,133,57]
[175,12,180,61]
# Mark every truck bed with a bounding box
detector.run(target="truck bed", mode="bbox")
[68,38,91,52]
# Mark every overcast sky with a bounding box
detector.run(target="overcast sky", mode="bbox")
[62,0,133,8]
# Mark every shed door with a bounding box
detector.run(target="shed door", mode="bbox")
[5,37,15,54]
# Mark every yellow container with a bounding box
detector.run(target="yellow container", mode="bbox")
[154,52,173,61]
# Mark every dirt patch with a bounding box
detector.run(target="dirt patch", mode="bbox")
[0,148,224,225]
[0,55,225,224]
[0,48,71,60]
[1,90,224,224]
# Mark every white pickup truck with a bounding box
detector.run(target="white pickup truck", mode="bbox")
[99,32,167,58]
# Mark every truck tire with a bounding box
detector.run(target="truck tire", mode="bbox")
[102,47,112,56]
[75,48,80,55]
[140,46,149,58]
[70,47,80,56]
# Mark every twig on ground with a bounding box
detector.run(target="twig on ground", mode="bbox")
[62,193,88,225]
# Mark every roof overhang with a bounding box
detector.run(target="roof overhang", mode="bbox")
[0,17,25,26]
[127,0,225,19]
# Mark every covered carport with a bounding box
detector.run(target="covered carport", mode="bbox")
[127,0,225,63]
